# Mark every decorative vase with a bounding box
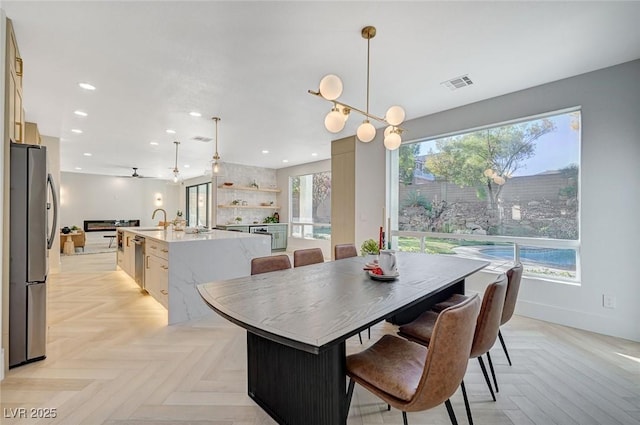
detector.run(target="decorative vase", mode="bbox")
[174,218,186,231]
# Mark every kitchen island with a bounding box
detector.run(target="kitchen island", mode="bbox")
[117,228,271,324]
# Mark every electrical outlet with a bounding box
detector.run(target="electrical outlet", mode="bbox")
[603,295,616,309]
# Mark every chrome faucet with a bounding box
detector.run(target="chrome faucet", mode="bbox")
[152,208,169,229]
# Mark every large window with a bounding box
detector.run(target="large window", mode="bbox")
[186,182,211,227]
[290,171,331,240]
[394,109,580,281]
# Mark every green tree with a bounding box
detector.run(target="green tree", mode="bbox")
[399,143,419,185]
[425,119,556,210]
[312,172,331,219]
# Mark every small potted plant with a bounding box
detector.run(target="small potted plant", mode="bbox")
[361,239,380,260]
[235,216,242,223]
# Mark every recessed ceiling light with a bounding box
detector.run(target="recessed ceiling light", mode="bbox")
[311,152,318,157]
[184,164,191,168]
[282,159,289,163]
[149,141,159,146]
[71,129,83,134]
[78,82,96,91]
[83,152,92,156]
[189,111,202,117]
[262,150,269,154]
[74,110,88,117]
[74,167,82,170]
[166,129,176,134]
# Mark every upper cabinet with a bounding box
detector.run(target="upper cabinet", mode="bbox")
[6,18,27,144]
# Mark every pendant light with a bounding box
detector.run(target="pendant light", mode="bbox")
[172,140,181,182]
[308,26,406,150]
[211,116,225,176]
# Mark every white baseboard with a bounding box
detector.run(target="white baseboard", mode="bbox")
[515,299,639,342]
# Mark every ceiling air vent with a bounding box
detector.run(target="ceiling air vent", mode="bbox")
[192,136,213,142]
[441,74,474,91]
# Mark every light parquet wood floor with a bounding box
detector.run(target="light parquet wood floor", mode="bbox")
[1,252,639,425]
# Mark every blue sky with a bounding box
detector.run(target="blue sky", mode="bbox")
[418,112,580,176]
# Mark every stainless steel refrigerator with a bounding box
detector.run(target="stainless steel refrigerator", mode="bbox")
[9,143,58,368]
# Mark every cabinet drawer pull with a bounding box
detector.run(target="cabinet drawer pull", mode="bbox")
[150,245,157,250]
[161,265,169,270]
[160,290,168,295]
[161,248,168,253]
[145,255,150,269]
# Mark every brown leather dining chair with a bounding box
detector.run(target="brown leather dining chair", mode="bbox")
[333,243,369,343]
[346,294,480,425]
[293,248,324,267]
[334,243,358,260]
[250,254,291,275]
[398,274,507,425]
[431,263,523,366]
[499,263,523,366]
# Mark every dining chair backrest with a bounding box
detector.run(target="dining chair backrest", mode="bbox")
[251,254,291,275]
[469,274,508,358]
[293,248,324,267]
[407,294,480,411]
[334,243,358,260]
[501,263,523,326]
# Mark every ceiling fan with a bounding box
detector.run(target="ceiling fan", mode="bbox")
[118,167,154,179]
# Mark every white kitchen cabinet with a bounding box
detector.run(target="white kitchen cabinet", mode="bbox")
[145,248,168,309]
[118,231,136,278]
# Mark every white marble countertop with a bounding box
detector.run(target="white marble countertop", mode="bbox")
[118,227,267,243]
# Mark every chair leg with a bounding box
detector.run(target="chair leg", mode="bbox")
[358,332,363,344]
[387,404,391,411]
[402,411,409,425]
[486,351,499,393]
[368,327,371,339]
[477,356,496,401]
[498,329,512,366]
[444,399,459,425]
[460,380,473,425]
[346,379,355,414]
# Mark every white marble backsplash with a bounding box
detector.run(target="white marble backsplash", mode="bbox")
[216,163,279,225]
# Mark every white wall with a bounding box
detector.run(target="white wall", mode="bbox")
[396,60,640,342]
[276,159,331,258]
[59,172,180,242]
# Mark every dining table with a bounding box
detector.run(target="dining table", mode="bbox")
[197,251,489,425]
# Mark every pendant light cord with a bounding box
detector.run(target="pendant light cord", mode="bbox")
[366,36,370,116]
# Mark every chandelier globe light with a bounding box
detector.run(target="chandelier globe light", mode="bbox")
[309,25,406,149]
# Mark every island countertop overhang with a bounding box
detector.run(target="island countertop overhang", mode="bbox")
[117,227,268,244]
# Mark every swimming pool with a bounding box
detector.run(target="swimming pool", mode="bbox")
[479,246,576,270]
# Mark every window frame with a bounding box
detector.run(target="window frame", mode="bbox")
[185,182,211,228]
[390,107,582,283]
[288,171,332,241]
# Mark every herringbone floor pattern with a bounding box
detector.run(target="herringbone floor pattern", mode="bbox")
[1,253,639,424]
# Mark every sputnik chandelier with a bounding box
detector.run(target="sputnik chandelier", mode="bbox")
[308,25,406,150]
